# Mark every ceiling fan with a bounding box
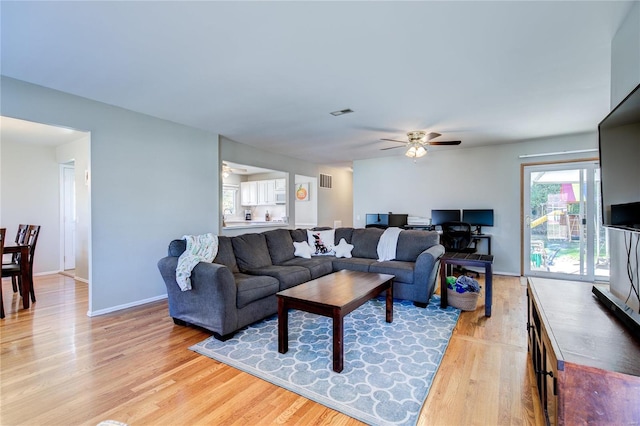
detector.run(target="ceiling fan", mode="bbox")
[222,162,247,177]
[380,131,461,159]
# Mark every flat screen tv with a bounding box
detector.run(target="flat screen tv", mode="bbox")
[599,83,640,231]
[594,82,640,340]
[431,209,460,226]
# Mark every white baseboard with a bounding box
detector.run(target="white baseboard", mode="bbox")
[34,270,61,277]
[86,294,168,317]
[32,271,90,283]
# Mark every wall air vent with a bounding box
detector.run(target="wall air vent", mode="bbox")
[319,173,333,189]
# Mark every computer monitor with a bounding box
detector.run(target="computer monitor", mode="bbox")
[366,213,388,226]
[462,209,494,234]
[431,209,461,225]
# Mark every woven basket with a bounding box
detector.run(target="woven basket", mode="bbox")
[447,288,479,311]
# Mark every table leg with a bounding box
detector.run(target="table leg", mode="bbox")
[440,261,448,309]
[386,281,393,323]
[277,297,288,354]
[333,310,344,373]
[485,263,493,317]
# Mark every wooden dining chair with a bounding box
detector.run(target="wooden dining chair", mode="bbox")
[3,224,29,292]
[1,228,6,319]
[1,225,40,304]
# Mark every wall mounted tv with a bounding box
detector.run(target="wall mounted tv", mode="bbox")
[599,82,640,231]
[594,82,640,340]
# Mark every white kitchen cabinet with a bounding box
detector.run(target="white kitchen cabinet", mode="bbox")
[274,178,286,191]
[240,181,258,206]
[257,180,275,205]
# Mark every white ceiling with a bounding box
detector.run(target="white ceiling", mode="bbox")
[0,116,88,147]
[0,1,634,165]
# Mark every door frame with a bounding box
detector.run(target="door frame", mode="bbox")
[60,163,76,271]
[520,158,600,277]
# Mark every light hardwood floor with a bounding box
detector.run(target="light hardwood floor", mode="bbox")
[1,273,543,425]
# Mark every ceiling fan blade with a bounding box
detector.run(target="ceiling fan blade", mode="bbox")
[429,140,461,146]
[425,132,441,141]
[380,138,407,144]
[380,145,406,151]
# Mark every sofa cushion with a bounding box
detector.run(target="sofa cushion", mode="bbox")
[264,229,296,264]
[234,272,279,309]
[213,236,239,273]
[279,257,334,279]
[369,260,415,284]
[290,228,308,243]
[245,265,311,290]
[351,228,384,259]
[168,239,187,257]
[394,230,439,262]
[335,227,354,244]
[232,233,273,271]
[332,257,377,272]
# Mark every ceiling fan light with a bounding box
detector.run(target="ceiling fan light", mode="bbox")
[415,146,427,157]
[405,146,417,157]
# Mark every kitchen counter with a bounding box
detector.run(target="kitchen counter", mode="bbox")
[223,219,288,230]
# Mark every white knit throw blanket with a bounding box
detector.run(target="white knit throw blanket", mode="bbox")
[176,233,219,291]
[377,227,402,261]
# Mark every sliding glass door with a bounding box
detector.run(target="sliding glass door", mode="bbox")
[523,161,609,281]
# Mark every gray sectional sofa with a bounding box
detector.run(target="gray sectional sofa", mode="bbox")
[157,227,444,340]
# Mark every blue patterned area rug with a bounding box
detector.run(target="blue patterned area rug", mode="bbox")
[190,295,460,426]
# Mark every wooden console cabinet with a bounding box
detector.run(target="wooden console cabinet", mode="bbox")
[527,278,640,425]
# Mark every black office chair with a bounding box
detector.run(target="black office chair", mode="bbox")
[441,221,479,277]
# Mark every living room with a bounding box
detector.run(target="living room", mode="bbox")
[1,1,639,424]
[2,2,637,314]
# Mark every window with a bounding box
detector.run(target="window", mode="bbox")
[222,185,238,216]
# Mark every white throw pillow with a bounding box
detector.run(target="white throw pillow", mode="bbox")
[293,241,313,259]
[334,238,354,258]
[306,229,336,256]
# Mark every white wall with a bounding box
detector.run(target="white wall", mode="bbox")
[317,166,353,229]
[353,132,597,275]
[611,2,640,109]
[609,1,640,311]
[1,76,219,314]
[295,174,317,228]
[1,138,60,274]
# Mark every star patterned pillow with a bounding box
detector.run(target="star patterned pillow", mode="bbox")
[293,241,314,259]
[334,238,354,258]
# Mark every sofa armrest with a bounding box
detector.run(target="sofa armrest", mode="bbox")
[157,257,239,335]
[413,244,446,303]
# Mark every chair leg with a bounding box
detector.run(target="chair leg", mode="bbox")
[29,281,36,303]
[1,286,5,319]
[15,276,22,296]
[11,276,18,293]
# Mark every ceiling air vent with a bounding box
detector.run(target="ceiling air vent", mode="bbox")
[329,108,353,116]
[319,173,333,189]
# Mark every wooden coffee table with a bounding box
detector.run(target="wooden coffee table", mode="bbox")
[277,269,394,373]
